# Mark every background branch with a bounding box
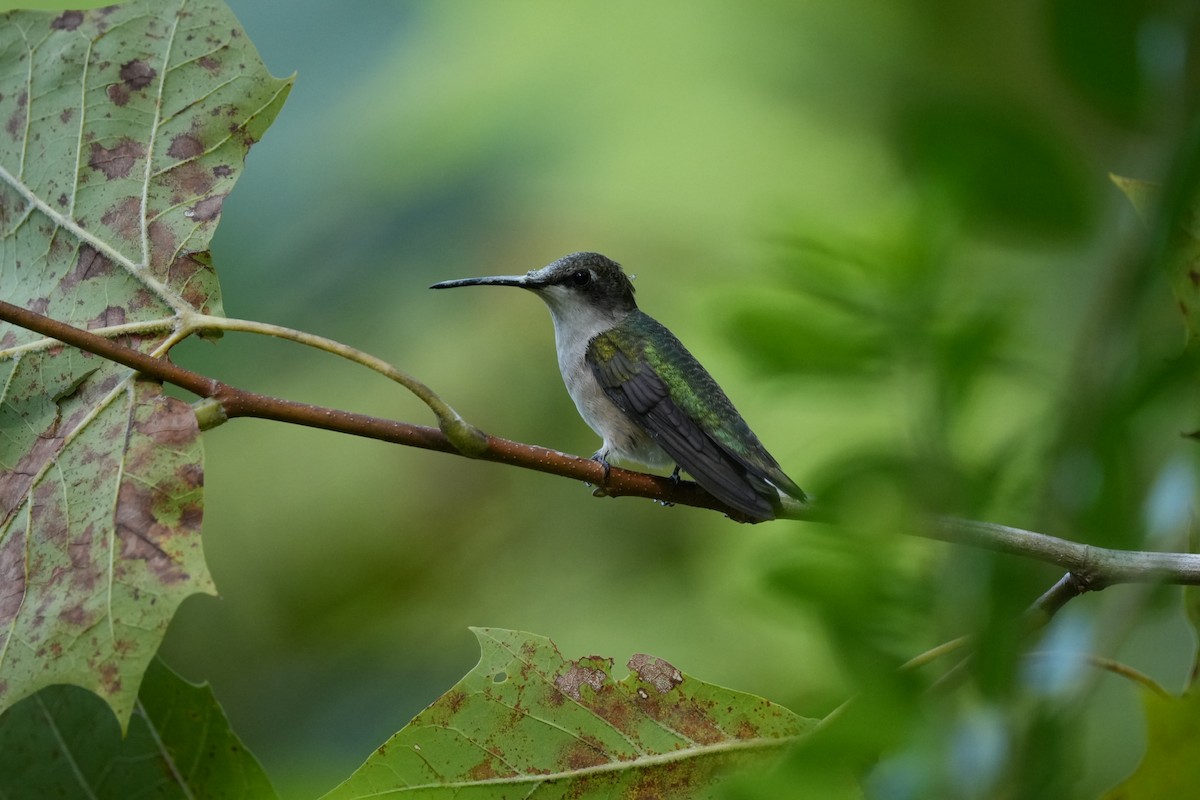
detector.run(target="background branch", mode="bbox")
[1029,572,1092,623]
[923,517,1200,586]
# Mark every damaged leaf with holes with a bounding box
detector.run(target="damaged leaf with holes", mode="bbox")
[323,628,816,800]
[0,0,292,727]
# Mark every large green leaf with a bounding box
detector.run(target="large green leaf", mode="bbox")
[0,0,291,726]
[324,628,815,799]
[0,656,278,799]
[1101,688,1200,799]
[1111,173,1200,342]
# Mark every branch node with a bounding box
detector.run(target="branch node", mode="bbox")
[192,397,228,430]
[441,417,489,457]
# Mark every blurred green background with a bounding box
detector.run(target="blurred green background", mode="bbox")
[41,0,1189,796]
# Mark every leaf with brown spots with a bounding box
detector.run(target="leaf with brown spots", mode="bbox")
[0,0,291,729]
[323,629,817,800]
[0,657,278,799]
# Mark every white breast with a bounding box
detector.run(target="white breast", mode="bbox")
[538,286,672,468]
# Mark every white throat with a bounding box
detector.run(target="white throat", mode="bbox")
[536,284,627,371]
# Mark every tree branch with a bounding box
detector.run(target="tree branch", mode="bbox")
[4,299,1200,594]
[0,301,744,517]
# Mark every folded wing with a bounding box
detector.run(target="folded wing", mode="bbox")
[588,313,804,520]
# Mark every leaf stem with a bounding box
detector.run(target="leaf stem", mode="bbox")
[0,319,178,357]
[1021,651,1173,699]
[180,312,485,454]
[901,636,971,671]
[1081,654,1172,698]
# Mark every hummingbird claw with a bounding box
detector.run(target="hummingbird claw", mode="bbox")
[669,465,682,484]
[584,451,613,496]
[590,452,613,484]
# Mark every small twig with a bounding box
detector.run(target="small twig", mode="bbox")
[1028,573,1091,626]
[180,312,484,453]
[1022,651,1173,699]
[918,574,1100,693]
[1083,654,1172,698]
[901,636,971,671]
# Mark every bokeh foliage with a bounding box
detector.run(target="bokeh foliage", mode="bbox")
[3,0,1197,798]
[178,1,1198,797]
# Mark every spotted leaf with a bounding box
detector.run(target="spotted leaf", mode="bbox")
[0,0,291,727]
[323,628,816,799]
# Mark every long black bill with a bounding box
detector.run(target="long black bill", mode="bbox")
[429,275,528,290]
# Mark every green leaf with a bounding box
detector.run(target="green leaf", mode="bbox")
[1101,689,1200,799]
[0,656,278,799]
[0,0,291,727]
[1110,174,1160,221]
[1111,174,1200,342]
[323,628,816,800]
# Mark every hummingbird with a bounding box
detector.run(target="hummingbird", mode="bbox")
[430,252,806,521]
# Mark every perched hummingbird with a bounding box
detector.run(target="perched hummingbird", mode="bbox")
[430,252,806,521]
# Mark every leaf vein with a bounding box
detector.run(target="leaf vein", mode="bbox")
[68,36,91,219]
[35,693,100,800]
[136,696,197,800]
[138,2,187,275]
[352,735,796,796]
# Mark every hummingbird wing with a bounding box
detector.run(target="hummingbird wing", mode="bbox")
[587,311,805,520]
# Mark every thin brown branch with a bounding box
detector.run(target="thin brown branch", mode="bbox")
[6,298,1200,589]
[0,301,753,519]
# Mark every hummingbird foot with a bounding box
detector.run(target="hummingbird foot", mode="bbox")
[653,466,681,507]
[588,451,613,496]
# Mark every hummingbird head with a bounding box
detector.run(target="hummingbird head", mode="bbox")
[431,252,638,330]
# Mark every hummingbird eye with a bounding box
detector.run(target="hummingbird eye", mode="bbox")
[570,270,592,287]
